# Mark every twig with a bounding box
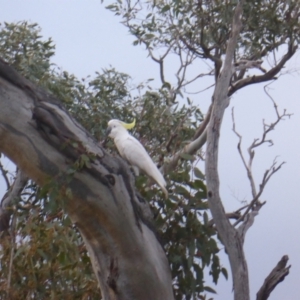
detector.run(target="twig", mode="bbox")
[231,107,257,197]
[6,207,17,298]
[185,83,215,95]
[0,159,10,190]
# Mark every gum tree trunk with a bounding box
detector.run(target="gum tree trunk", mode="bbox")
[0,58,174,300]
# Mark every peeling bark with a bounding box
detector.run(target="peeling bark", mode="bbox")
[0,58,174,300]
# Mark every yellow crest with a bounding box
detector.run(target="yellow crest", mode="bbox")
[121,118,136,130]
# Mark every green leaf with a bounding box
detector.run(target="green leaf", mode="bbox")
[194,167,205,180]
[204,286,217,294]
[174,185,190,196]
[180,153,194,161]
[161,5,170,13]
[221,267,228,280]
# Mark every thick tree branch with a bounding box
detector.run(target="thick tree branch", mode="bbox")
[0,58,174,300]
[163,128,207,173]
[256,256,291,300]
[163,103,212,173]
[193,103,212,140]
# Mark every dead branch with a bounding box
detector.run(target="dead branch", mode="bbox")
[231,92,289,229]
[256,255,291,300]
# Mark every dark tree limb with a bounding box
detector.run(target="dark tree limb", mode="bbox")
[256,256,291,300]
[0,169,28,234]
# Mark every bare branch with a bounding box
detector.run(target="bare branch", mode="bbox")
[233,159,285,228]
[185,83,215,95]
[231,108,257,198]
[256,256,291,300]
[193,103,212,140]
[6,208,17,297]
[208,211,241,226]
[237,201,266,243]
[233,59,266,73]
[231,89,289,228]
[0,169,28,235]
[0,158,10,190]
[164,130,207,173]
[228,42,298,96]
[163,104,211,172]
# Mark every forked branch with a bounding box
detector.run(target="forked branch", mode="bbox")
[231,97,289,230]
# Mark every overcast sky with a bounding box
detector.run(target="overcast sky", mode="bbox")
[1,1,300,299]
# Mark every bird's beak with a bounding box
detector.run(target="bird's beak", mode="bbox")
[105,126,112,137]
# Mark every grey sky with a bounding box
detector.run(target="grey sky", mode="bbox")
[1,1,300,299]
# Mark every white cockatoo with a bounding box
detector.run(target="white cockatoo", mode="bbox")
[106,119,168,198]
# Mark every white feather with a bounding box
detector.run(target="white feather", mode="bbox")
[107,119,168,198]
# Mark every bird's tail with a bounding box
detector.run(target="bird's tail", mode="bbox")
[160,185,168,199]
[149,168,168,199]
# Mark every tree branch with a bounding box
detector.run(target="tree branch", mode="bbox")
[205,1,250,299]
[228,42,298,96]
[0,58,174,300]
[163,128,207,173]
[231,87,290,228]
[0,168,28,235]
[163,102,212,173]
[0,157,10,190]
[256,255,291,300]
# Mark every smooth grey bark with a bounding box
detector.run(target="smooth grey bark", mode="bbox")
[0,58,174,300]
[205,2,250,300]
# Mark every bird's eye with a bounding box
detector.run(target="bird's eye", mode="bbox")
[113,125,116,128]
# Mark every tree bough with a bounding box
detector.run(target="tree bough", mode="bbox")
[0,58,174,300]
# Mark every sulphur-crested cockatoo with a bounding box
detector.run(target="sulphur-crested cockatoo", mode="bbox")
[106,119,168,198]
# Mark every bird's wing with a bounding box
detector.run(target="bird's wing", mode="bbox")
[117,135,168,197]
[119,136,154,171]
